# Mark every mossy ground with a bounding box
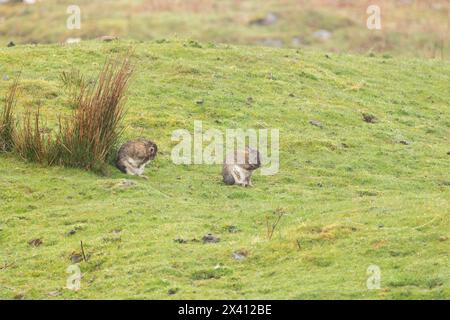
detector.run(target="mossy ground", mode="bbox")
[0,40,449,299]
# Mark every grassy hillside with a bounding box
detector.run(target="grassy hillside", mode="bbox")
[1,0,449,58]
[0,40,449,299]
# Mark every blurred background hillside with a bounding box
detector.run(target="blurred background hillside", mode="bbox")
[0,0,449,58]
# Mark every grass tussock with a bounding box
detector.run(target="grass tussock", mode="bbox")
[0,55,133,172]
[0,78,19,152]
[14,109,51,163]
[53,56,133,170]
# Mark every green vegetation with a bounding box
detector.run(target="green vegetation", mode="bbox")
[0,40,449,299]
[0,78,17,152]
[0,0,449,58]
[1,56,132,172]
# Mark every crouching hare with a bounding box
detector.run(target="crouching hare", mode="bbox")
[116,138,158,179]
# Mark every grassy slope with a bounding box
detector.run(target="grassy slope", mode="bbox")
[0,40,449,299]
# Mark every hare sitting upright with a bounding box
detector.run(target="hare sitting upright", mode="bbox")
[222,146,261,187]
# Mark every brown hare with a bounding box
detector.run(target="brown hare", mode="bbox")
[222,146,261,187]
[116,138,158,179]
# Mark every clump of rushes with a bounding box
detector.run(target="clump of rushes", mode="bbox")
[0,77,19,152]
[53,55,133,171]
[0,54,133,173]
[14,108,51,163]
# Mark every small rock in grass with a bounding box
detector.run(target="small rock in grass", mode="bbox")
[447,151,450,155]
[14,293,25,300]
[232,250,248,261]
[202,233,220,244]
[7,41,15,47]
[439,236,448,242]
[67,229,76,236]
[99,35,118,42]
[399,140,411,145]
[313,30,332,41]
[69,252,83,264]
[3,75,9,81]
[292,37,302,46]
[309,120,323,128]
[28,238,43,247]
[257,38,284,48]
[249,12,278,26]
[196,99,204,105]
[168,288,179,295]
[48,290,62,297]
[362,113,377,123]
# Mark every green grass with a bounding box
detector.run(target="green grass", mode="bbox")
[0,40,449,299]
